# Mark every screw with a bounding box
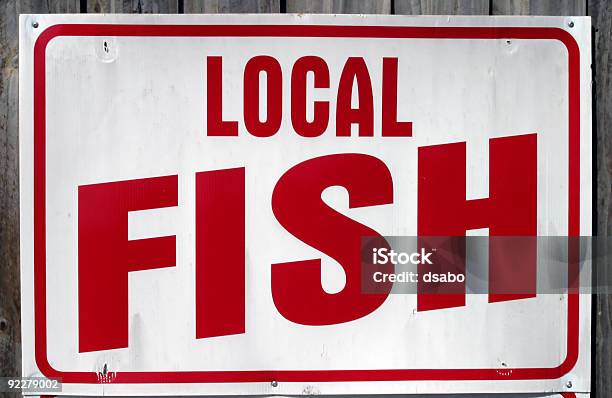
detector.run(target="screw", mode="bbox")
[271,381,278,387]
[566,381,573,388]
[32,21,39,28]
[568,21,575,28]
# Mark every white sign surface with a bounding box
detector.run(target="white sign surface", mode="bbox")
[20,14,592,396]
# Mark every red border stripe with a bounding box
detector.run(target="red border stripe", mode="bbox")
[33,24,581,384]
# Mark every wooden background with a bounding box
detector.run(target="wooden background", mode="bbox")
[0,0,609,397]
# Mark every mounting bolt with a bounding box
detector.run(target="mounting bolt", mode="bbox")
[568,21,575,28]
[271,381,278,387]
[566,381,573,388]
[32,21,39,28]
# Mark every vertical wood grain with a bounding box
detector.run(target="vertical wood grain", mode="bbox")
[19,0,81,13]
[286,0,390,14]
[0,3,20,393]
[88,0,178,13]
[590,2,612,397]
[88,0,126,13]
[184,0,280,13]
[394,0,488,15]
[492,0,585,15]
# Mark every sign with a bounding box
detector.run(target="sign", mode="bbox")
[20,14,592,396]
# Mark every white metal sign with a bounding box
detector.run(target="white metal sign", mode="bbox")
[20,14,592,396]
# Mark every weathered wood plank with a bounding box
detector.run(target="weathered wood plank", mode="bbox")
[0,4,20,393]
[88,0,123,13]
[184,0,280,13]
[492,0,585,15]
[286,0,390,14]
[590,1,612,397]
[18,0,80,13]
[89,0,179,13]
[394,0,488,15]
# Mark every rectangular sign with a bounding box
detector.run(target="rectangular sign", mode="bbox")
[20,14,592,396]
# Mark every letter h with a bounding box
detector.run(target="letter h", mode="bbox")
[417,134,537,311]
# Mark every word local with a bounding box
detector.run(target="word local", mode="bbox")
[207,56,412,137]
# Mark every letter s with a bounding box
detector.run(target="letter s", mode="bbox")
[377,248,389,265]
[271,153,393,325]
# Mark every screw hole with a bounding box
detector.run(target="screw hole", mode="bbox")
[103,41,109,53]
[0,319,7,331]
